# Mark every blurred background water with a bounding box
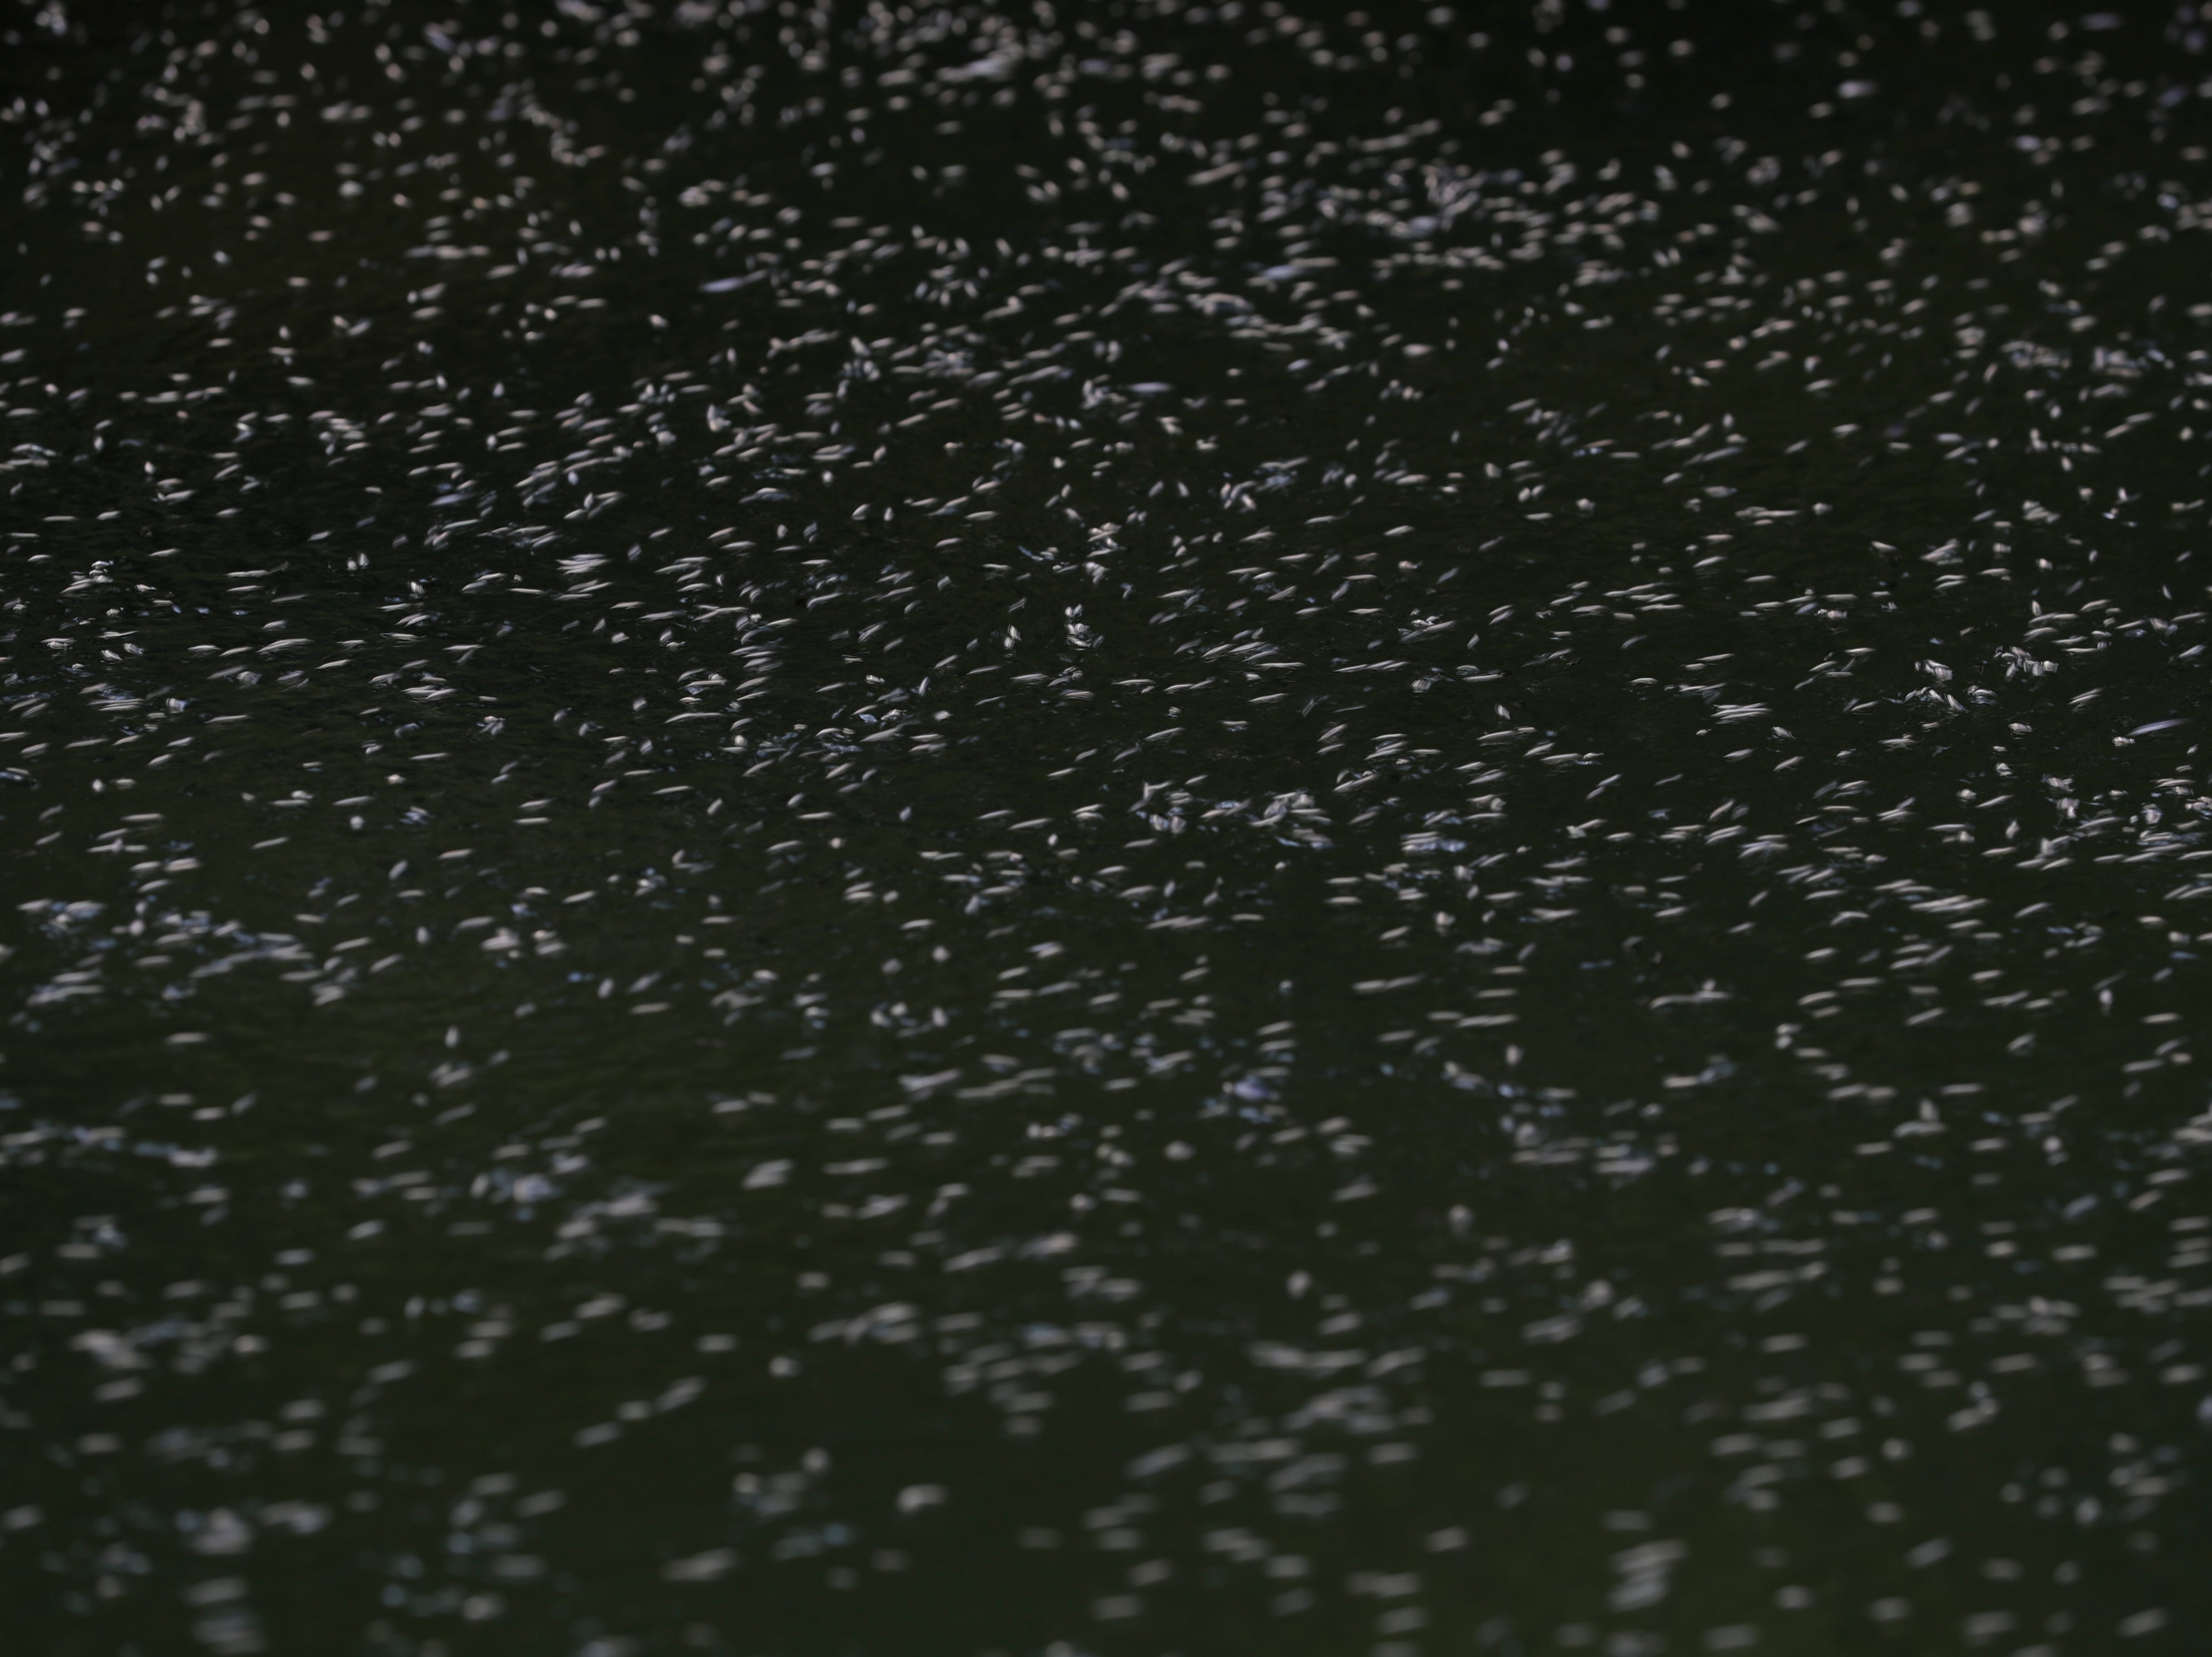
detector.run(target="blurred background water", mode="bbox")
[5,0,2212,1652]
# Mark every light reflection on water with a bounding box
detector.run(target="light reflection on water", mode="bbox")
[3,1,2212,1652]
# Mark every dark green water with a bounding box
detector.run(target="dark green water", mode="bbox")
[5,1,2212,1652]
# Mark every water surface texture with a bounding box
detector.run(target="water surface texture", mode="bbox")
[6,2,2212,1653]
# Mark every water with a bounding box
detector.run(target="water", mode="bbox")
[5,1,2212,1652]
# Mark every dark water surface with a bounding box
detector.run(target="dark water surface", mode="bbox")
[6,1,2212,1652]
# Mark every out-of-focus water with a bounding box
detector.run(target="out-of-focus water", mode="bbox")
[5,1,2212,1652]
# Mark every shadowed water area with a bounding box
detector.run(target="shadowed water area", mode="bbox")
[6,0,2212,1652]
